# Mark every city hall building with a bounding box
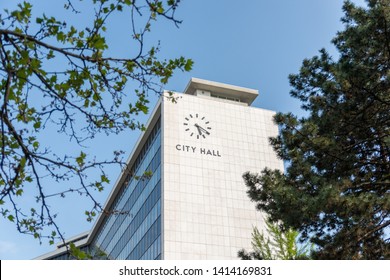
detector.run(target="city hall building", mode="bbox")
[36,78,283,260]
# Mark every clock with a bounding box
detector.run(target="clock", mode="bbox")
[183,113,211,139]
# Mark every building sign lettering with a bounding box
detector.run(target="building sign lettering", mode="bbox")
[175,144,221,157]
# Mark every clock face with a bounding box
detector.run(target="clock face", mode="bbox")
[183,113,211,139]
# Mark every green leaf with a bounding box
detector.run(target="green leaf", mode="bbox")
[45,51,54,61]
[33,121,41,129]
[20,157,27,168]
[101,174,110,183]
[92,37,106,50]
[56,32,65,42]
[184,59,194,71]
[76,152,86,167]
[16,189,23,196]
[33,141,39,149]
[135,102,148,114]
[92,93,100,101]
[126,61,136,72]
[69,242,92,259]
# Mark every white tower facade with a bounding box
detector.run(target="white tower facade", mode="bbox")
[161,78,283,259]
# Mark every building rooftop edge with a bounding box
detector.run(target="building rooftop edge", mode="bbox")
[33,232,89,260]
[184,77,259,105]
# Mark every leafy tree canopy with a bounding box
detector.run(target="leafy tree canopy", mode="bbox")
[0,0,192,244]
[243,0,389,259]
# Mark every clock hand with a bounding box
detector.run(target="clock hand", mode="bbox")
[197,125,210,135]
[195,124,202,135]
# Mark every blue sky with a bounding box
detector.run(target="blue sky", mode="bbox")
[0,0,366,259]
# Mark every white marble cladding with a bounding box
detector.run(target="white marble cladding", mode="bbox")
[161,92,283,259]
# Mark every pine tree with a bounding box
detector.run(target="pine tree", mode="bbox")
[243,0,390,259]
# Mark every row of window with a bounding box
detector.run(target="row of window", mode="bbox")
[127,216,161,260]
[99,167,161,252]
[107,186,161,258]
[140,235,161,260]
[93,119,161,248]
[95,134,160,244]
[97,150,161,250]
[117,199,161,259]
[211,93,241,102]
[130,118,161,179]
